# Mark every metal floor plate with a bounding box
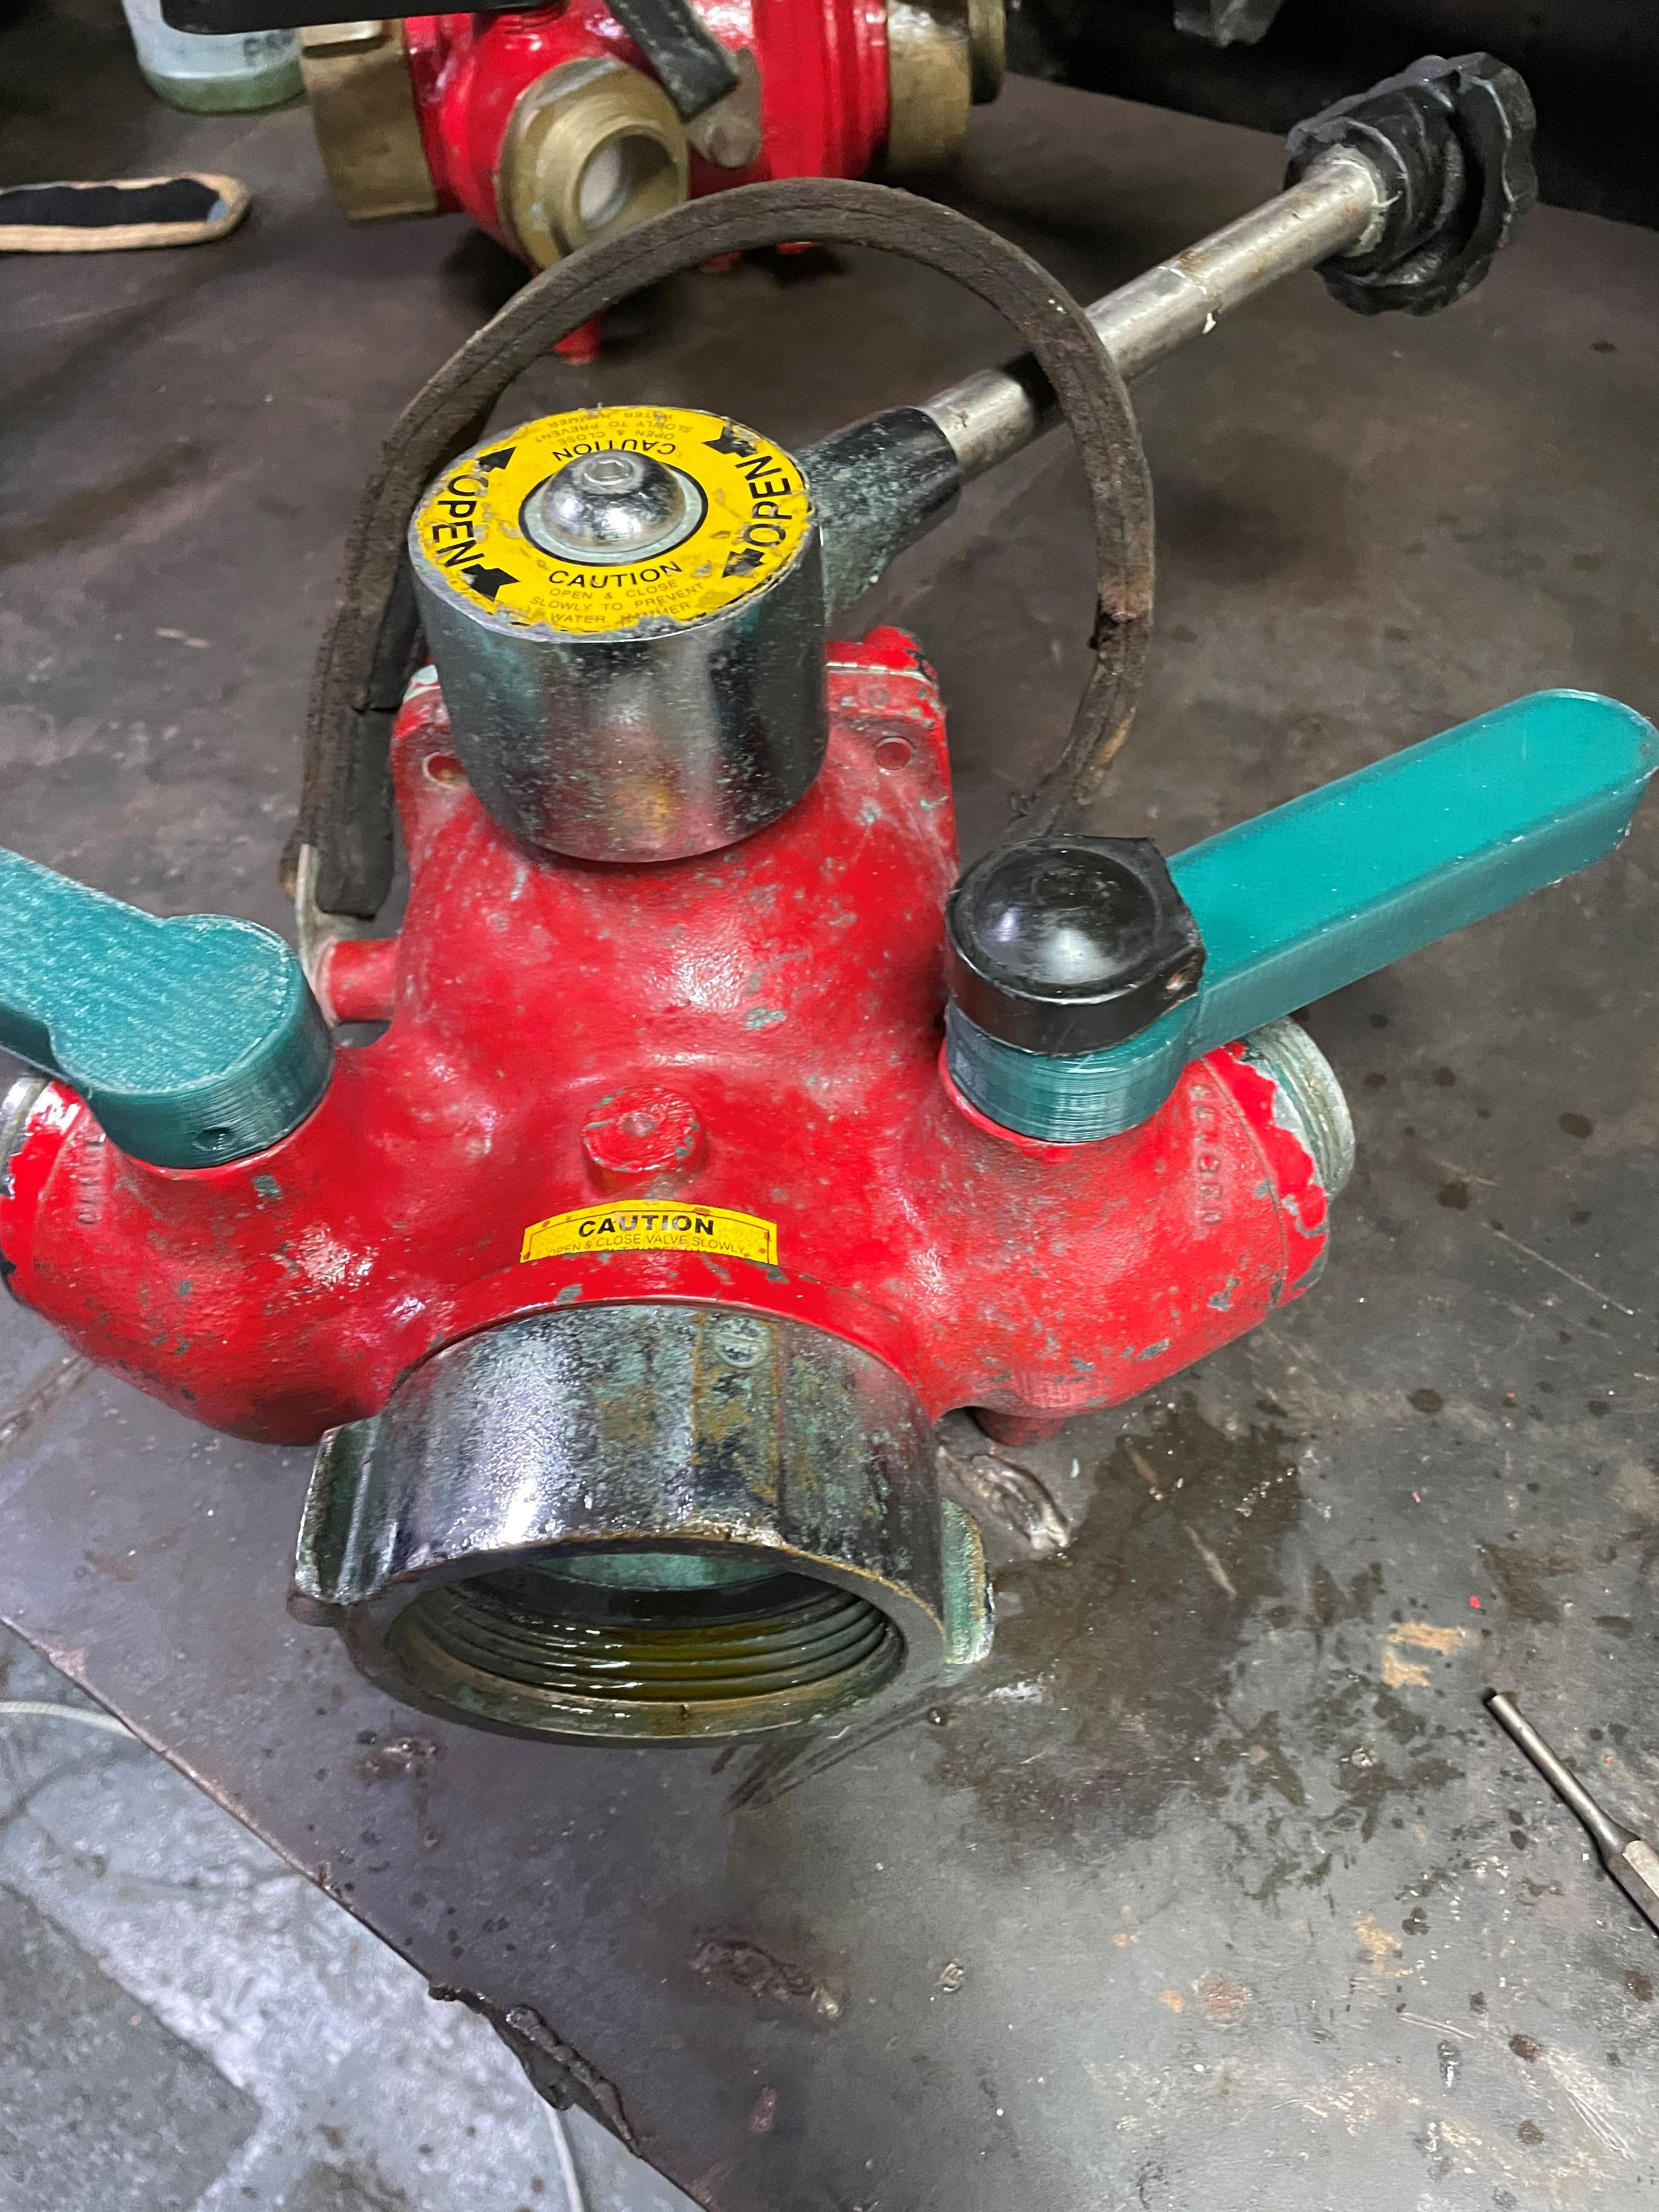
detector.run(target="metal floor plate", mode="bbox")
[3,15,1658,2208]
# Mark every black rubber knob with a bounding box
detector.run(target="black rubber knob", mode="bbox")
[1286,52,1537,318]
[944,837,1204,1058]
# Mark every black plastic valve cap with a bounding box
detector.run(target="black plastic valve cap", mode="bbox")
[944,837,1204,1058]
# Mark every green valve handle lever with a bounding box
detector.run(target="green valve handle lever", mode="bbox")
[0,851,331,1168]
[945,690,1659,1143]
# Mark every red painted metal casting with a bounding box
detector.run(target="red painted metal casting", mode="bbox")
[405,1,890,259]
[0,631,1328,1448]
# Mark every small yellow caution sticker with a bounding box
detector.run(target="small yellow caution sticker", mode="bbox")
[521,1201,778,1267]
[411,404,812,636]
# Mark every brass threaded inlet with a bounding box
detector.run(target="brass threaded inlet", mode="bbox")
[386,1557,903,1737]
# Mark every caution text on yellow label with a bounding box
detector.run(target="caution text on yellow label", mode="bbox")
[521,1202,778,1267]
[412,404,812,636]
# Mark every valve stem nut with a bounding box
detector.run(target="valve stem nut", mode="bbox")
[944,836,1203,1058]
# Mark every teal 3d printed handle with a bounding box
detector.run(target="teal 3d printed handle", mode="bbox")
[0,851,331,1167]
[947,691,1659,1142]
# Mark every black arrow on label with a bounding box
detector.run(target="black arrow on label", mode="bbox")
[705,422,757,457]
[476,447,516,472]
[460,563,517,600]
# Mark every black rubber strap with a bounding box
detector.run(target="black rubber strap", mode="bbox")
[294,178,1153,917]
[605,0,740,117]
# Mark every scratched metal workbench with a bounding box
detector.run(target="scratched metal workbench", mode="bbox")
[4,5,1659,2204]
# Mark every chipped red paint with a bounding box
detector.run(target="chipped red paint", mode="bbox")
[0,630,1328,1447]
[404,0,890,262]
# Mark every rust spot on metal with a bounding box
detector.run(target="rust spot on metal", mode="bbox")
[1354,1915,1403,1972]
[1389,1621,1467,1655]
[1381,1647,1431,1690]
[690,1937,844,2022]
[1197,1973,1252,2027]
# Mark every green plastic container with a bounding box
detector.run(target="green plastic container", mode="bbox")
[121,0,301,112]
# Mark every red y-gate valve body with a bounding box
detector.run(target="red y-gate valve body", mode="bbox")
[2,195,1650,1739]
[0,610,1334,1743]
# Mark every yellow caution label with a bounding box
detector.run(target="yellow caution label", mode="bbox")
[412,405,812,635]
[521,1201,778,1267]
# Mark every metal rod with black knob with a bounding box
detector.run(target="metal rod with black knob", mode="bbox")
[806,51,1538,618]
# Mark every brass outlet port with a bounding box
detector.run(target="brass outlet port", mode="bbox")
[498,57,690,270]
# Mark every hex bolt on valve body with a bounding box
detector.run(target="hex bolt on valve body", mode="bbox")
[0,61,1644,1747]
